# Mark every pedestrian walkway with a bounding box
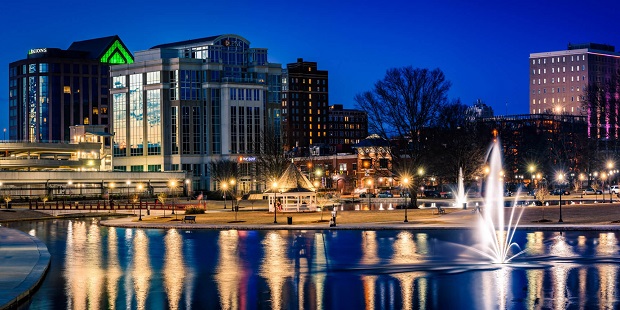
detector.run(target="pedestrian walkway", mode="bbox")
[0,227,50,310]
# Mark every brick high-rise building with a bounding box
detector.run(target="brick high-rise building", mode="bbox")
[529,43,620,116]
[328,104,367,153]
[282,58,329,155]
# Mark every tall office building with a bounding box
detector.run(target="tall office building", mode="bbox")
[109,34,282,192]
[530,43,620,142]
[530,43,620,124]
[328,104,367,153]
[8,35,133,142]
[282,58,329,154]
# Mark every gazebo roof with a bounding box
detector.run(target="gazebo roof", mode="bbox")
[265,163,316,193]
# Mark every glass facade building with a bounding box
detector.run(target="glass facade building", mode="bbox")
[8,35,133,142]
[110,34,282,192]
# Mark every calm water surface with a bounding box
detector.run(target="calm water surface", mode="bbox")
[6,218,620,309]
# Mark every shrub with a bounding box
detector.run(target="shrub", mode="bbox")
[185,207,205,214]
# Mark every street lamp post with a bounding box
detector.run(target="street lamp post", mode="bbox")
[608,161,614,203]
[366,179,372,210]
[272,182,278,224]
[229,179,236,210]
[126,180,131,204]
[403,177,409,223]
[137,184,143,221]
[169,180,177,215]
[579,174,585,198]
[557,173,564,223]
[222,183,228,209]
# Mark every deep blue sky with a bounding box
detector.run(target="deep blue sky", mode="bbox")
[1,0,619,131]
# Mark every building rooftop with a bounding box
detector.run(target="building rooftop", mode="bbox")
[151,35,221,49]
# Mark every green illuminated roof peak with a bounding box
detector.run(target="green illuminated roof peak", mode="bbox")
[101,40,134,64]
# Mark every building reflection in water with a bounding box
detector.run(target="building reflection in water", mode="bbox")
[215,230,242,310]
[391,231,420,310]
[361,231,378,310]
[164,229,185,310]
[132,230,151,310]
[23,220,620,308]
[597,232,619,308]
[525,231,545,256]
[260,231,294,310]
[106,227,122,310]
[64,220,105,310]
[313,232,328,310]
[525,268,544,309]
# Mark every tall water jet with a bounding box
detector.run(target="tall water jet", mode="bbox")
[472,140,525,264]
[455,167,467,208]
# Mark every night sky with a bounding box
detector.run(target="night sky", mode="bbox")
[1,0,619,132]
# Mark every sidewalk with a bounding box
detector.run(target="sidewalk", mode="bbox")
[0,227,50,310]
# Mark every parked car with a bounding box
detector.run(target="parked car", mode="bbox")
[504,190,513,197]
[552,189,570,195]
[359,193,376,198]
[582,188,603,195]
[440,191,453,199]
[378,192,393,198]
[423,190,440,198]
[611,185,620,194]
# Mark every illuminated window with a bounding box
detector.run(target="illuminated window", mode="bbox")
[93,107,99,115]
[64,86,71,94]
[84,117,89,125]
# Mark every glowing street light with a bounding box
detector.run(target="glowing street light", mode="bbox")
[403,177,410,223]
[137,184,144,221]
[272,181,279,224]
[222,182,228,209]
[366,179,372,209]
[557,173,565,223]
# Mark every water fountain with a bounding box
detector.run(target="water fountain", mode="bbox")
[470,140,526,264]
[454,167,467,209]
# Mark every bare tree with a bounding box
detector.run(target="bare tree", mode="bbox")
[582,73,620,142]
[355,67,451,161]
[355,66,451,208]
[256,124,290,186]
[209,159,239,185]
[426,99,486,183]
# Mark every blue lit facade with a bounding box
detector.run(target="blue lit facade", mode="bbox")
[110,34,282,192]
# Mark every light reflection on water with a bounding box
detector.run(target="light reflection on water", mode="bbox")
[8,219,620,309]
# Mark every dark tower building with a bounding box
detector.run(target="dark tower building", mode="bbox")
[282,58,329,154]
[8,35,133,142]
[328,104,368,153]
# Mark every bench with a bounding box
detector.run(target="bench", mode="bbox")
[183,215,196,223]
[435,206,446,215]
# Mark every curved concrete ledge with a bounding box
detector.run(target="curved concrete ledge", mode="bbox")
[0,227,51,310]
[100,216,620,231]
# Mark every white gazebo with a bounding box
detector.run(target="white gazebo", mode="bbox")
[265,163,317,212]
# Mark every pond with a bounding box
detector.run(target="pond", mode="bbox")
[6,218,620,309]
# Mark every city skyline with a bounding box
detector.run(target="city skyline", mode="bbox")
[1,0,619,133]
